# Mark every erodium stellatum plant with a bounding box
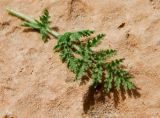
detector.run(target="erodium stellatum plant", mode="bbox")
[6,8,135,92]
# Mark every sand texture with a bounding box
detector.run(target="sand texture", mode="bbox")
[0,0,160,118]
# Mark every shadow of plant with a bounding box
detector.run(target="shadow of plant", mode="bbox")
[83,84,141,114]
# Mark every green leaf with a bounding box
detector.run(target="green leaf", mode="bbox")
[39,9,51,25]
[53,30,135,93]
[114,77,121,90]
[104,74,113,92]
[76,62,89,80]
[7,8,136,94]
[127,81,135,90]
[22,9,52,42]
[77,30,95,37]
[94,49,117,61]
[87,34,105,47]
[69,30,94,41]
[92,65,103,88]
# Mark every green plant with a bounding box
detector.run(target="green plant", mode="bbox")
[6,8,135,92]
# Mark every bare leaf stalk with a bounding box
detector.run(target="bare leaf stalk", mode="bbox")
[6,8,60,38]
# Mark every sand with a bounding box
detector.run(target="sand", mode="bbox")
[0,0,160,117]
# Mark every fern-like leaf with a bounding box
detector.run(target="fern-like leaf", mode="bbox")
[86,34,105,48]
[22,9,51,42]
[7,8,136,93]
[54,30,135,93]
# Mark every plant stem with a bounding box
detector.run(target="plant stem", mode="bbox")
[6,8,60,38]
[6,8,36,23]
[47,28,60,38]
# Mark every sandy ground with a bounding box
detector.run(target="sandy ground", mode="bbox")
[0,0,160,118]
